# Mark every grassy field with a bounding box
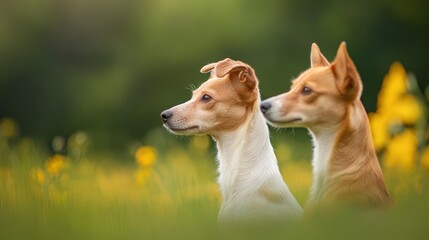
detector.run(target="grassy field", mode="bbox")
[1,63,428,239]
[1,126,429,240]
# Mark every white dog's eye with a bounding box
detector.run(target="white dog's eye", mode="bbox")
[301,86,313,95]
[201,94,212,102]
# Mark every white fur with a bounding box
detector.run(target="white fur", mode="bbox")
[213,104,302,223]
[307,127,337,203]
[162,58,303,223]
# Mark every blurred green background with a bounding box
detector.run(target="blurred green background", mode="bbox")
[1,0,428,146]
[1,1,429,239]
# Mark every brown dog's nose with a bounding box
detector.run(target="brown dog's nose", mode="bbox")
[260,101,272,114]
[160,110,173,123]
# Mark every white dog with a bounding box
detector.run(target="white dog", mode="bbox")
[161,58,302,223]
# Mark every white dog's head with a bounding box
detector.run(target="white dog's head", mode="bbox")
[161,58,259,137]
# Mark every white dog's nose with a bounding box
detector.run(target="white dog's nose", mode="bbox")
[160,110,173,123]
[260,101,272,114]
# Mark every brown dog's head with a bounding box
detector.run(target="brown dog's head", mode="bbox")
[260,42,363,132]
[161,58,259,136]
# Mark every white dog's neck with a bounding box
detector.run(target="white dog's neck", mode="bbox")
[211,103,302,222]
[213,107,279,200]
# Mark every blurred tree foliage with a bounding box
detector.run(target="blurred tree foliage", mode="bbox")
[0,0,428,143]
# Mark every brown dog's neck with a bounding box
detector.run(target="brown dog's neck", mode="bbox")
[330,101,378,172]
[309,101,390,206]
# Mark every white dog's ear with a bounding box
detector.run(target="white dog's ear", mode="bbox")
[214,58,256,90]
[214,58,245,77]
[310,43,330,67]
[332,42,362,101]
[200,62,216,74]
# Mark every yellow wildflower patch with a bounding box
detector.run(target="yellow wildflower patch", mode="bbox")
[377,62,407,110]
[391,94,422,125]
[384,129,417,172]
[368,113,389,151]
[370,62,427,174]
[46,154,67,175]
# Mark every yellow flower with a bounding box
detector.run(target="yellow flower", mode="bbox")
[368,112,389,151]
[422,146,429,172]
[0,118,18,138]
[377,62,408,111]
[384,129,417,172]
[46,154,67,175]
[390,94,422,125]
[135,146,157,167]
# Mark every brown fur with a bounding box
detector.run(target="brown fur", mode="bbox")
[323,101,391,207]
[263,42,392,208]
[162,58,259,137]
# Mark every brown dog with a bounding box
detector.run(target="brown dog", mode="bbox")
[260,43,392,208]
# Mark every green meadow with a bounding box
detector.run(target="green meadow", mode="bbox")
[1,126,429,239]
[1,0,428,239]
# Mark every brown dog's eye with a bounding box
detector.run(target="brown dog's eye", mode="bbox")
[301,86,313,95]
[201,94,212,102]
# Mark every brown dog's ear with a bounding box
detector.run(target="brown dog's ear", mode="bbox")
[310,43,330,67]
[214,58,257,90]
[331,42,362,101]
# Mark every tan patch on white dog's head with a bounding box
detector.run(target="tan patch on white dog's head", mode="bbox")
[162,58,260,136]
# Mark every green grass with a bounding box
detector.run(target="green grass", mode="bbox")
[1,131,429,240]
